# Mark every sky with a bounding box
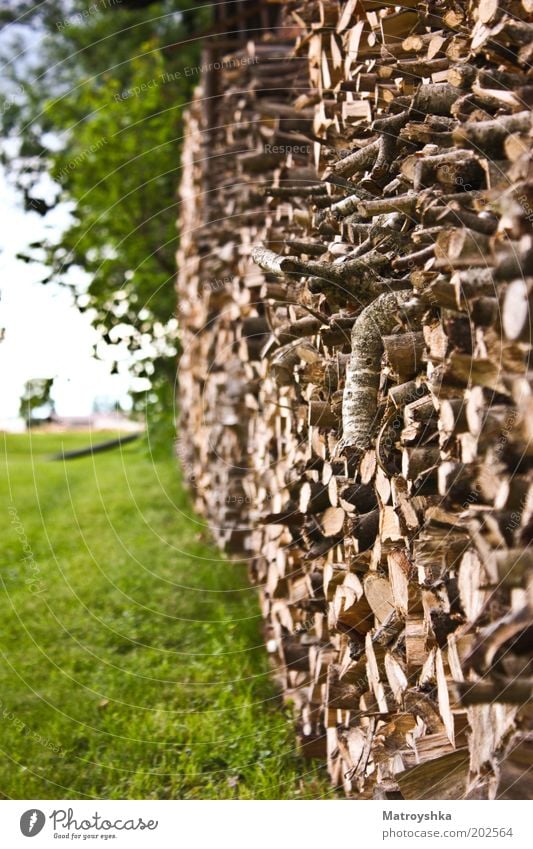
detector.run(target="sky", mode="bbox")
[0,166,132,423]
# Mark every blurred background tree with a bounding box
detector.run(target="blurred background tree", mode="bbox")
[19,377,55,425]
[1,1,210,446]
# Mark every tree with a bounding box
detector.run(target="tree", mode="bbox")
[1,1,210,438]
[19,377,55,425]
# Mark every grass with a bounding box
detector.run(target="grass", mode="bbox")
[0,432,333,799]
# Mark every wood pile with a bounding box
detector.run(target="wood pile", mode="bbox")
[176,0,533,799]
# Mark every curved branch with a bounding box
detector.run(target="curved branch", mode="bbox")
[340,291,425,454]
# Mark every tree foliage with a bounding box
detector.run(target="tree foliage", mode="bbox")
[1,1,210,429]
[19,377,55,424]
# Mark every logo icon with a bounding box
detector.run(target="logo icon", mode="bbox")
[20,810,45,837]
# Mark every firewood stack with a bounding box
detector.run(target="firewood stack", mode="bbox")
[177,0,533,799]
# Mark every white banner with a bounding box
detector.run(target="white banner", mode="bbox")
[0,800,529,848]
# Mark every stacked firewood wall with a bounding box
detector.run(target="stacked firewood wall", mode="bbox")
[177,0,533,799]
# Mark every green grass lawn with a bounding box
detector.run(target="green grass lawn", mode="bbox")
[0,432,333,799]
